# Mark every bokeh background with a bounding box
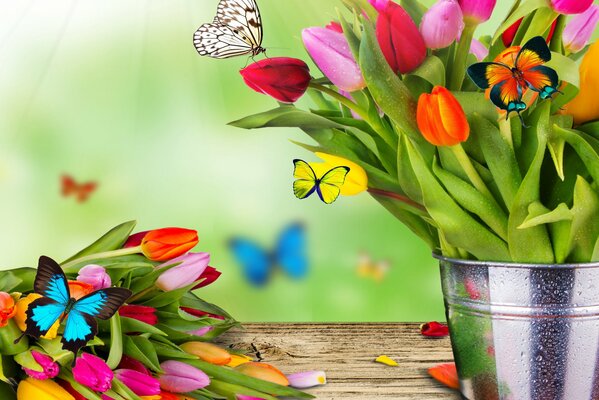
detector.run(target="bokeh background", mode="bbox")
[0,0,575,322]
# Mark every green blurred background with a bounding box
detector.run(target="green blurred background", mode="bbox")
[0,0,563,322]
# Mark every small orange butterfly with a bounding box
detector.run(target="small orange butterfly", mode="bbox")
[61,175,97,203]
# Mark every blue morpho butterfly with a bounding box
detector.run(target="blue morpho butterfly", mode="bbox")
[229,223,307,286]
[16,256,131,358]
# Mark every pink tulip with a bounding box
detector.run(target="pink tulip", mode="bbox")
[22,351,59,380]
[159,361,210,393]
[302,27,366,92]
[564,5,599,53]
[76,264,111,290]
[420,0,464,49]
[458,0,496,24]
[470,38,489,61]
[369,0,389,12]
[287,371,327,389]
[237,396,266,400]
[72,353,113,392]
[114,369,161,396]
[551,0,593,15]
[156,252,209,291]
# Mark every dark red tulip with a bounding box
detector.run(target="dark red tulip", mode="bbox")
[193,266,222,290]
[240,57,311,104]
[180,307,225,321]
[502,17,558,47]
[420,321,449,337]
[118,355,152,376]
[123,231,149,248]
[119,305,158,326]
[326,21,343,33]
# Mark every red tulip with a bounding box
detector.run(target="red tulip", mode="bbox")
[123,231,149,248]
[119,305,158,326]
[502,18,558,47]
[193,266,222,289]
[180,307,224,320]
[140,228,199,261]
[376,2,426,74]
[118,355,152,376]
[326,21,343,33]
[420,321,450,337]
[240,58,311,104]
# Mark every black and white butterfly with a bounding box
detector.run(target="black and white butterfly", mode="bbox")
[194,0,265,59]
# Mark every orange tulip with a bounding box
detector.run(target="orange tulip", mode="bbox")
[417,86,470,146]
[180,342,231,365]
[140,228,199,261]
[67,281,94,300]
[428,363,460,390]
[235,362,289,386]
[0,292,16,327]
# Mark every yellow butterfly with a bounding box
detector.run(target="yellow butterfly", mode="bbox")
[292,159,350,204]
[357,252,391,282]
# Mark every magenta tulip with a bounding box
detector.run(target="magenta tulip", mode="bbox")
[114,369,161,396]
[76,264,111,290]
[369,0,389,12]
[420,0,464,49]
[22,351,59,380]
[551,0,593,15]
[564,5,599,53]
[156,252,209,291]
[287,370,327,389]
[159,361,210,393]
[240,58,311,103]
[458,0,496,24]
[376,2,427,74]
[302,27,365,91]
[470,38,489,61]
[237,396,266,400]
[72,353,113,392]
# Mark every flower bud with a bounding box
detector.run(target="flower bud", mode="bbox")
[550,0,593,15]
[141,228,199,261]
[76,264,111,290]
[23,351,60,380]
[562,41,599,124]
[417,86,470,146]
[119,305,158,325]
[563,5,599,53]
[235,362,289,386]
[420,0,464,49]
[0,292,16,328]
[72,353,113,392]
[458,0,496,24]
[180,341,231,365]
[17,377,75,400]
[240,58,311,103]
[114,369,161,396]
[159,361,210,393]
[156,252,210,291]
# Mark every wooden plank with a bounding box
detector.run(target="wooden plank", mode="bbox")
[215,323,461,399]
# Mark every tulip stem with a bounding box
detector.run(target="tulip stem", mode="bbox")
[61,246,142,271]
[450,144,495,200]
[449,24,476,91]
[367,188,428,215]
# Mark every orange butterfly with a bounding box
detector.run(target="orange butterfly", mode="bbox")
[61,175,97,203]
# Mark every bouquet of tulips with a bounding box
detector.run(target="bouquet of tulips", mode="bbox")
[232,0,599,264]
[0,221,314,400]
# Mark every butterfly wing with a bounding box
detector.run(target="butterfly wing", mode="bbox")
[515,36,552,71]
[293,159,318,200]
[516,36,559,99]
[61,175,76,197]
[216,0,263,50]
[275,223,307,280]
[194,23,255,59]
[26,298,66,339]
[316,166,350,204]
[490,79,526,114]
[229,238,271,286]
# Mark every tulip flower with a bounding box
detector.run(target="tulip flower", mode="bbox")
[376,2,426,74]
[502,18,558,47]
[420,321,450,337]
[57,379,87,400]
[180,307,224,320]
[0,292,16,327]
[369,0,389,12]
[562,41,599,125]
[470,38,489,61]
[118,355,152,375]
[235,362,289,386]
[563,6,599,53]
[227,354,253,368]
[325,21,343,33]
[124,231,150,248]
[23,351,60,380]
[17,377,75,400]
[119,305,158,325]
[286,371,327,389]
[302,27,365,91]
[307,152,368,196]
[458,0,496,24]
[141,228,199,262]
[156,252,209,291]
[14,294,59,339]
[550,0,593,15]
[72,353,113,392]
[76,264,111,290]
[159,361,210,393]
[417,86,470,146]
[240,58,311,103]
[114,369,161,396]
[68,280,94,300]
[180,341,232,365]
[193,266,222,289]
[420,0,464,49]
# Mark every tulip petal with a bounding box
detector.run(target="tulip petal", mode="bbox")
[428,363,460,389]
[159,361,210,393]
[420,321,450,337]
[287,371,327,389]
[375,355,399,367]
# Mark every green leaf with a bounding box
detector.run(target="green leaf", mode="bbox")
[454,92,499,123]
[120,317,167,336]
[409,56,446,87]
[62,221,137,264]
[521,7,558,43]
[546,52,580,88]
[106,314,123,369]
[0,268,36,293]
[553,126,599,184]
[14,350,42,372]
[141,282,198,308]
[208,379,278,400]
[58,373,104,400]
[400,0,427,25]
[112,377,143,400]
[340,0,377,21]
[0,381,15,400]
[229,106,346,130]
[397,135,424,204]
[518,202,572,229]
[123,335,162,372]
[547,136,566,181]
[492,0,551,44]
[568,176,599,262]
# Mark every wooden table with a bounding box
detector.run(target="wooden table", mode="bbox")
[216,323,461,399]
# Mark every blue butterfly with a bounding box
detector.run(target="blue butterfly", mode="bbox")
[229,223,308,286]
[19,256,131,357]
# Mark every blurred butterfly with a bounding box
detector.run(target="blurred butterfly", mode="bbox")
[229,223,307,286]
[194,0,265,59]
[357,252,391,282]
[467,36,560,123]
[61,175,97,203]
[293,159,350,205]
[18,256,131,358]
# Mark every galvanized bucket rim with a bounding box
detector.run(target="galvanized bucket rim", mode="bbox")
[433,253,599,270]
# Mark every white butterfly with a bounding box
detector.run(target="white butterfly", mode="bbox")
[194,0,265,59]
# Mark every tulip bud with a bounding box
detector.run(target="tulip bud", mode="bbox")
[156,252,209,291]
[180,342,232,365]
[470,38,489,61]
[563,6,599,53]
[369,0,389,12]
[420,0,464,49]
[550,0,593,15]
[0,292,16,328]
[119,305,158,325]
[117,355,152,375]
[562,41,599,125]
[314,152,368,196]
[240,58,311,103]
[141,228,199,262]
[417,86,470,146]
[376,2,427,74]
[23,351,60,380]
[235,362,289,386]
[325,21,343,33]
[502,18,558,47]
[114,369,161,396]
[458,0,496,24]
[227,354,253,368]
[72,353,113,392]
[192,266,221,289]
[287,371,327,389]
[159,361,210,393]
[14,294,59,340]
[17,377,76,400]
[76,264,111,290]
[302,27,366,91]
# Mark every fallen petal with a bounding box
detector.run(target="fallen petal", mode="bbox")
[428,363,460,390]
[375,355,398,367]
[287,370,327,389]
[420,321,449,337]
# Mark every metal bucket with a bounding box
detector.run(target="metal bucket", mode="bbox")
[437,255,599,400]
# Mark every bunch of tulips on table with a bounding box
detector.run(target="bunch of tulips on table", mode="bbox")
[233,0,599,265]
[0,221,320,400]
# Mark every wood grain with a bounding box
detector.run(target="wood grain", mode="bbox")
[215,323,461,399]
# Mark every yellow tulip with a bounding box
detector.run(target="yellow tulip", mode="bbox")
[14,294,59,339]
[563,41,599,125]
[17,377,75,400]
[180,341,232,365]
[312,152,368,196]
[226,354,253,368]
